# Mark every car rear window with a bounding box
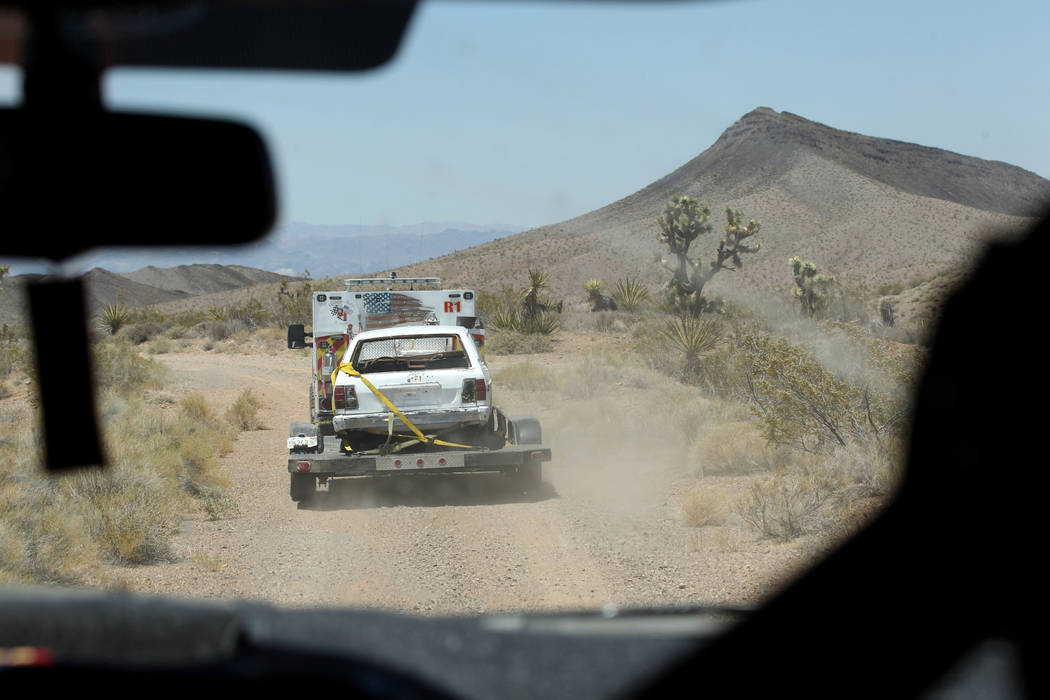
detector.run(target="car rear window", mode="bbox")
[352,334,471,373]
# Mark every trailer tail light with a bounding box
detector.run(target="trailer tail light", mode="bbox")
[333,385,358,410]
[296,461,311,472]
[461,378,487,403]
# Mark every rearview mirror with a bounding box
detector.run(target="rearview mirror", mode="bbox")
[0,108,276,260]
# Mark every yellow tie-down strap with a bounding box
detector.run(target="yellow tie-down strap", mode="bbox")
[332,362,475,450]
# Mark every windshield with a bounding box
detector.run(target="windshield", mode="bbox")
[1,0,1046,633]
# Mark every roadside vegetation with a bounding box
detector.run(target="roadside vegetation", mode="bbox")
[0,335,260,585]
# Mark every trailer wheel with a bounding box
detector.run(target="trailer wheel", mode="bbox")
[513,461,542,491]
[290,473,316,503]
[508,416,542,445]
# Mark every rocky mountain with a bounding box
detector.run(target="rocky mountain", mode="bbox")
[397,108,1050,318]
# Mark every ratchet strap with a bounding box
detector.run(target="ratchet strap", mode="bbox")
[332,361,475,450]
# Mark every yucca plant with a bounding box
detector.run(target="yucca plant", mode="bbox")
[659,314,722,376]
[521,268,551,319]
[611,277,649,312]
[99,303,132,335]
[490,305,521,332]
[520,311,560,336]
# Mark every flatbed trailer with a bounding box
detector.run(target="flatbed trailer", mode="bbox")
[287,413,550,501]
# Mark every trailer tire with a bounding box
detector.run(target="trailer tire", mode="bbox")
[508,415,542,445]
[290,473,316,503]
[513,461,542,491]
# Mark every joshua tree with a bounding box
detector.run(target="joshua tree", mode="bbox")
[789,256,836,317]
[656,196,762,317]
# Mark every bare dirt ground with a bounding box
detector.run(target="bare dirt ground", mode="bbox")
[109,338,828,615]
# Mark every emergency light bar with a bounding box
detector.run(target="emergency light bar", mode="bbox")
[344,277,441,289]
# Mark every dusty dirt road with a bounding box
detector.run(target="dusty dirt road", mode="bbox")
[114,343,820,614]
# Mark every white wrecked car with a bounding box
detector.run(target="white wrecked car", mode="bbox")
[329,325,498,451]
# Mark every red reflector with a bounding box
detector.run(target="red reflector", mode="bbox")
[296,461,311,472]
[439,458,446,465]
[530,451,544,460]
[417,459,425,466]
[475,378,487,401]
[394,459,402,467]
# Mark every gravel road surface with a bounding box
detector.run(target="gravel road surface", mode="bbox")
[112,346,823,614]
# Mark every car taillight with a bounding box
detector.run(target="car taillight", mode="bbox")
[462,378,486,403]
[333,385,358,410]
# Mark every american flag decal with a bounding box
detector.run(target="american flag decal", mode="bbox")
[362,292,434,329]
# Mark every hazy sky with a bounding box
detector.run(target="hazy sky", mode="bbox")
[3,0,1049,233]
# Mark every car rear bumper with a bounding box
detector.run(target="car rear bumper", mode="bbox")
[331,406,490,433]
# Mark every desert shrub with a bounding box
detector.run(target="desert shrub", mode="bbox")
[735,461,844,540]
[224,388,265,430]
[269,278,312,328]
[733,439,902,541]
[0,384,239,582]
[179,393,215,423]
[148,338,172,354]
[92,339,168,394]
[688,420,777,476]
[207,317,254,342]
[486,330,553,355]
[121,321,169,345]
[681,483,732,527]
[738,333,904,453]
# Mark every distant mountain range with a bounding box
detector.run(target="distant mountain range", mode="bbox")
[0,264,292,324]
[2,222,524,279]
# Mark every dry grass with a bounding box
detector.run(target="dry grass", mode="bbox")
[688,421,778,477]
[681,483,733,527]
[224,388,266,431]
[0,341,247,584]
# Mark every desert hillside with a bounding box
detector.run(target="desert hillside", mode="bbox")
[0,264,295,325]
[396,108,1049,317]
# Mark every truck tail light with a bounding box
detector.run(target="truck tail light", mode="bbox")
[462,378,486,403]
[333,385,358,410]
